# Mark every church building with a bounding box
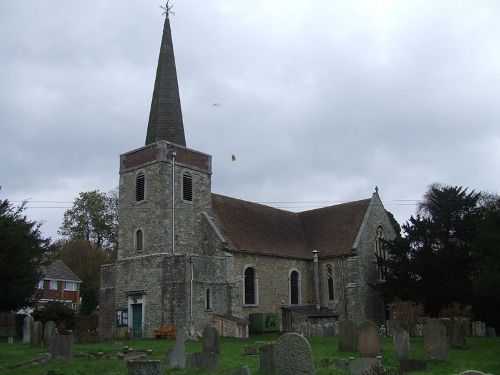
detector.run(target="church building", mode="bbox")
[99,14,396,339]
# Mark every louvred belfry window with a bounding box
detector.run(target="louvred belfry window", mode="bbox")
[182,172,193,202]
[136,172,145,201]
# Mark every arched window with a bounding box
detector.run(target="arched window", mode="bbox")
[290,270,300,305]
[135,172,145,202]
[182,171,193,202]
[206,289,212,310]
[244,267,257,305]
[326,264,334,301]
[375,226,388,280]
[136,229,143,251]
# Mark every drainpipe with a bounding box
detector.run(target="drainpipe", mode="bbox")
[313,250,320,311]
[189,254,194,336]
[171,146,176,255]
[341,256,347,319]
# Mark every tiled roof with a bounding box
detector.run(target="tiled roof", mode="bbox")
[211,194,371,259]
[41,260,82,282]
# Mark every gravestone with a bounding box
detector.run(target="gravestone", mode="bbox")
[450,320,467,349]
[422,318,448,361]
[202,323,220,354]
[127,360,161,375]
[350,357,381,374]
[338,319,358,351]
[23,315,33,344]
[43,321,58,348]
[455,371,493,375]
[190,352,219,370]
[165,330,188,368]
[7,336,14,344]
[274,332,315,375]
[0,313,16,338]
[393,328,411,360]
[30,321,43,347]
[49,334,74,361]
[485,327,496,337]
[358,320,380,358]
[399,358,427,372]
[222,366,251,375]
[259,343,275,374]
[472,321,486,337]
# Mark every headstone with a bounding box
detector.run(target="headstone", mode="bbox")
[202,323,220,354]
[259,343,275,374]
[23,315,33,344]
[485,327,496,337]
[7,336,14,344]
[393,328,411,360]
[350,357,380,374]
[455,371,493,375]
[221,366,251,375]
[190,352,218,370]
[0,313,16,337]
[30,321,43,347]
[422,318,448,361]
[358,320,380,358]
[338,319,358,351]
[43,321,58,348]
[472,321,486,337]
[49,334,74,361]
[165,330,188,368]
[450,320,467,349]
[399,358,427,372]
[127,360,161,375]
[274,332,315,375]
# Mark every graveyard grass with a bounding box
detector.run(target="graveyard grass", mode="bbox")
[0,335,499,375]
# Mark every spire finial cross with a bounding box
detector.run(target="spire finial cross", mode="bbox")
[160,1,175,18]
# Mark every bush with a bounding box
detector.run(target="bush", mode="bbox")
[389,299,424,332]
[31,302,76,334]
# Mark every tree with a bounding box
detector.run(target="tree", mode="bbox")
[59,190,118,251]
[377,183,480,317]
[0,195,50,312]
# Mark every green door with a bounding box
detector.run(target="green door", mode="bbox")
[132,304,142,339]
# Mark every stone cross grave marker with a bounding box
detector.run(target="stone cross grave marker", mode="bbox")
[393,328,411,360]
[165,329,188,368]
[338,319,358,352]
[422,318,448,361]
[202,323,220,354]
[358,320,380,358]
[274,332,316,375]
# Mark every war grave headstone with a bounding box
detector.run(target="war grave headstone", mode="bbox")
[165,329,188,368]
[30,321,43,348]
[43,321,58,348]
[338,319,358,351]
[358,320,380,358]
[450,320,467,349]
[202,323,220,354]
[393,328,411,360]
[23,315,33,344]
[274,332,315,375]
[259,343,275,374]
[422,318,448,361]
[127,360,161,375]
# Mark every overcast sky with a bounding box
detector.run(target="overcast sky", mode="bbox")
[2,0,500,241]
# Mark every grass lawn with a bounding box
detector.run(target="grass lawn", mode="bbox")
[0,335,498,374]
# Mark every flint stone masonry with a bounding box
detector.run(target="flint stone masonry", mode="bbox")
[274,332,316,375]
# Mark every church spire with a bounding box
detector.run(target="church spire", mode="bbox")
[145,8,186,147]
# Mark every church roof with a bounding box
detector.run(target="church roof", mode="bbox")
[211,194,371,259]
[145,16,186,147]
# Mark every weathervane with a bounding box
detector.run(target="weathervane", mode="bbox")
[160,1,175,18]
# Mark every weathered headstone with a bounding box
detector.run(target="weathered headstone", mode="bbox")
[0,313,16,338]
[127,360,161,375]
[190,352,218,370]
[7,336,14,344]
[350,357,380,374]
[450,320,467,349]
[221,366,251,375]
[23,315,33,344]
[472,321,486,337]
[485,327,496,337]
[259,343,275,374]
[30,321,43,347]
[338,319,358,351]
[399,358,427,372]
[202,323,220,354]
[49,334,74,361]
[274,332,315,375]
[422,318,448,361]
[393,328,411,360]
[43,321,58,348]
[165,329,188,368]
[358,320,380,358]
[455,371,493,375]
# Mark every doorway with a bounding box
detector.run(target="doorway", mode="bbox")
[131,304,143,339]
